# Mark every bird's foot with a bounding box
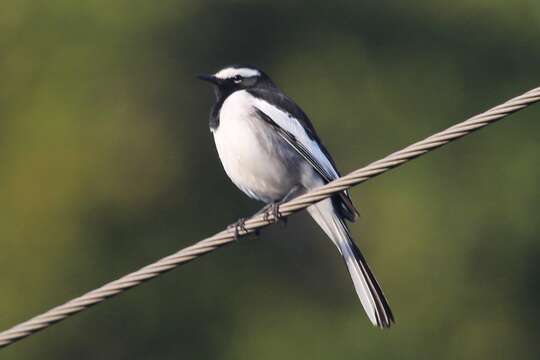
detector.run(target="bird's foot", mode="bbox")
[227,218,255,240]
[262,202,287,226]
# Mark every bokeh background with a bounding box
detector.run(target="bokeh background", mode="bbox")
[1,1,539,359]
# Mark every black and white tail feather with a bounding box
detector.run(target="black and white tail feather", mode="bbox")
[199,64,394,328]
[308,199,394,328]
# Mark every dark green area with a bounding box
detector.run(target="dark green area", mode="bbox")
[1,1,539,359]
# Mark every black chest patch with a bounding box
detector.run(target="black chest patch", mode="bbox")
[209,99,223,130]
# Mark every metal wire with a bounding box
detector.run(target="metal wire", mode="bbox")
[1,86,539,349]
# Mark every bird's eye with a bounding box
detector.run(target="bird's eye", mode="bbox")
[233,75,242,83]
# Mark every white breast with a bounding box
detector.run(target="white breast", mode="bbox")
[212,90,300,202]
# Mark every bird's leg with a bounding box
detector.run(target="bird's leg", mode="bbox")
[230,186,305,239]
[254,203,278,224]
[260,186,304,226]
[261,202,282,225]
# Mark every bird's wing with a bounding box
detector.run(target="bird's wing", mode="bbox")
[249,89,358,221]
[255,108,337,182]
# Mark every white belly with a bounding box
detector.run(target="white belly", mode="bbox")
[212,91,301,203]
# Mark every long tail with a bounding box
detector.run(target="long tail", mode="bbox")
[307,198,394,328]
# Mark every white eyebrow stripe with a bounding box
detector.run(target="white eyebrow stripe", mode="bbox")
[214,67,260,79]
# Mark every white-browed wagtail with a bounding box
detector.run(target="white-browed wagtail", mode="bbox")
[198,65,394,328]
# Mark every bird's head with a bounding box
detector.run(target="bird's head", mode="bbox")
[198,65,275,98]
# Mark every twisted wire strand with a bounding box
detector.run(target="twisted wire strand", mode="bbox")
[1,86,539,349]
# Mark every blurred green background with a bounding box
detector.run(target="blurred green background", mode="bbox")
[1,1,539,359]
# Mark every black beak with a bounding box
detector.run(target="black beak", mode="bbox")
[197,73,220,85]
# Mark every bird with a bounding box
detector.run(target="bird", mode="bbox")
[198,65,394,328]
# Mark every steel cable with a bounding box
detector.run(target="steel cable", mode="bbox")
[1,86,539,348]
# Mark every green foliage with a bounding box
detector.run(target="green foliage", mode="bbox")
[1,1,539,359]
